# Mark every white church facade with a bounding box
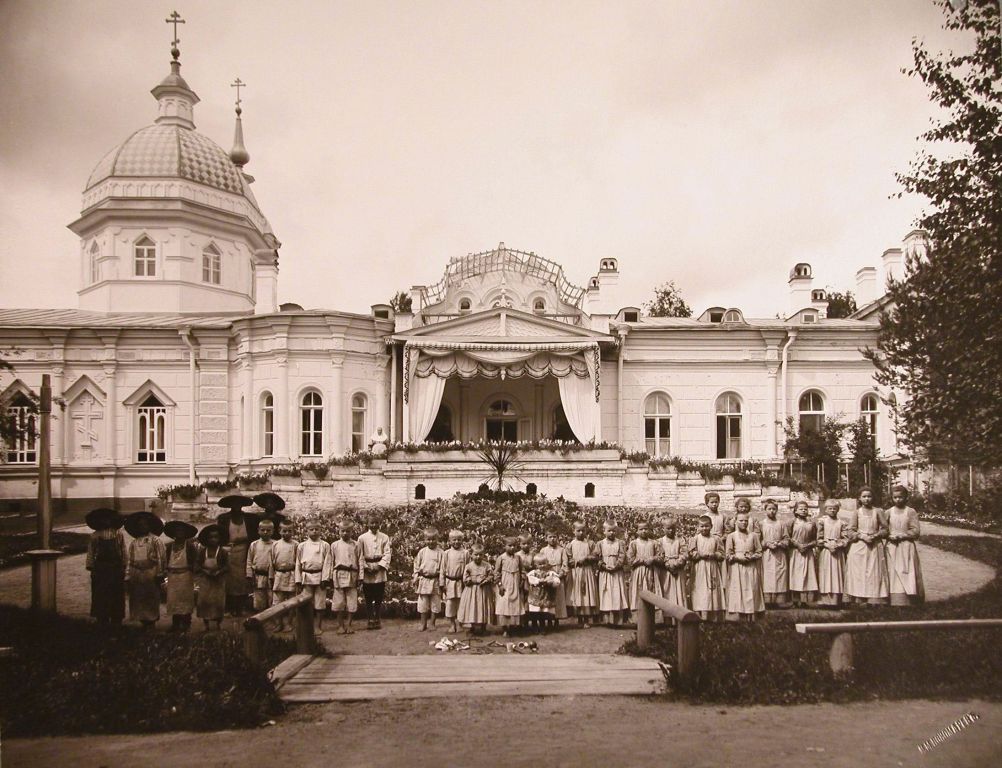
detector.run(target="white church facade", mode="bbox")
[0,39,922,515]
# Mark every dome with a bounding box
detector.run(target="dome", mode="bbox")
[86,124,248,196]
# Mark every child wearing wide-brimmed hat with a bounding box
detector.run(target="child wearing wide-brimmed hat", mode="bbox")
[163,520,199,632]
[85,507,126,626]
[215,495,259,617]
[195,524,229,631]
[123,511,166,629]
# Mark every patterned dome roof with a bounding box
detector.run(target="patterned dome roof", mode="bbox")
[86,124,247,196]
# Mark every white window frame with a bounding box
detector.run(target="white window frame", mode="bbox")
[89,242,100,284]
[261,392,274,457]
[136,395,167,463]
[861,393,879,450]
[202,243,222,285]
[799,390,826,435]
[715,392,743,459]
[300,391,324,457]
[4,395,38,464]
[643,392,671,457]
[350,393,368,453]
[133,236,157,278]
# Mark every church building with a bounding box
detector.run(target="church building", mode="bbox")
[0,33,921,514]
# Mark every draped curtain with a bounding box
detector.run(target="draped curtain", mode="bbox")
[413,350,589,381]
[408,373,447,443]
[558,371,597,443]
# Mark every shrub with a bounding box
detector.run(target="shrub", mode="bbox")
[0,606,287,736]
[268,464,302,478]
[156,483,203,501]
[300,461,329,479]
[202,478,236,493]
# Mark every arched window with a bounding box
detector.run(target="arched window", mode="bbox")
[584,482,595,498]
[458,298,472,314]
[715,392,742,459]
[202,243,221,285]
[485,399,518,442]
[643,392,671,457]
[136,394,167,463]
[300,391,323,456]
[89,242,100,284]
[4,393,38,464]
[415,483,426,500]
[526,483,537,496]
[134,236,156,277]
[350,393,368,453]
[533,297,546,315]
[799,390,826,435]
[861,393,879,449]
[261,392,274,457]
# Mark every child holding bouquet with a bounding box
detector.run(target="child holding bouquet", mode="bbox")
[457,543,495,635]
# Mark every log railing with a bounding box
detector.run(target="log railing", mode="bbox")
[243,592,318,667]
[796,618,1002,675]
[635,589,701,683]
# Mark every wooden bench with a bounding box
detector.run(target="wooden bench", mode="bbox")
[796,618,1002,675]
[243,592,318,667]
[634,588,701,683]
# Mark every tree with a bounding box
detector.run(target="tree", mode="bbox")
[389,290,413,313]
[866,0,1001,465]
[824,288,857,319]
[643,280,692,318]
[783,416,848,494]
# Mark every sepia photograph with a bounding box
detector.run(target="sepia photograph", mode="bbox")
[0,0,999,766]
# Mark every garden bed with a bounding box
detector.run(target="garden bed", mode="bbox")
[0,606,290,737]
[625,534,1002,704]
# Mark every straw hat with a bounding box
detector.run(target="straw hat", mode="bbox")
[217,495,254,511]
[163,520,197,540]
[123,511,164,538]
[85,507,122,531]
[252,492,286,513]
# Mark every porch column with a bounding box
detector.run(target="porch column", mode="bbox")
[534,382,544,440]
[616,330,628,446]
[389,344,398,442]
[459,382,471,442]
[402,344,410,442]
[375,354,389,436]
[766,365,779,458]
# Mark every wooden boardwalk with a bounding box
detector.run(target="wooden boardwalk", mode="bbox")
[272,653,668,702]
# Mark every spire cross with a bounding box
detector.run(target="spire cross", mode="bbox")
[165,10,185,48]
[231,78,246,110]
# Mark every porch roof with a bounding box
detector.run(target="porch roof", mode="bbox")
[389,307,615,347]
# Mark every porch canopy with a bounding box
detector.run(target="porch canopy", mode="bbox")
[391,308,612,444]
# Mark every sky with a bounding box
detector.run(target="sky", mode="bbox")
[0,0,966,317]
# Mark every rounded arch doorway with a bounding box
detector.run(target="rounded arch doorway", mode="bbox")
[484,398,519,442]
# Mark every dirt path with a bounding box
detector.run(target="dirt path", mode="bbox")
[7,697,1001,768]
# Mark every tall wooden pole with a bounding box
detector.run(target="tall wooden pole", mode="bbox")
[38,374,52,549]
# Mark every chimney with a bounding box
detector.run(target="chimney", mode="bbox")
[902,229,930,262]
[882,248,903,286]
[595,258,620,314]
[253,248,279,314]
[855,266,877,306]
[788,262,813,317]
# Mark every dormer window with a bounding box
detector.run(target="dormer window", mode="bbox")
[709,311,724,323]
[533,298,546,315]
[459,298,472,315]
[723,309,743,323]
[623,311,639,322]
[134,236,156,277]
[202,243,221,285]
[801,310,818,324]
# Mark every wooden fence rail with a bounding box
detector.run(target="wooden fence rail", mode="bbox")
[243,592,317,667]
[797,618,1002,674]
[635,589,701,683]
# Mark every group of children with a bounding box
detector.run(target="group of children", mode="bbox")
[85,485,924,634]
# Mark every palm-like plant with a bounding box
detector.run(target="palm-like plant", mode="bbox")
[476,442,525,491]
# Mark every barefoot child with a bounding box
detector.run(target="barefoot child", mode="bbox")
[494,536,524,635]
[658,518,688,610]
[538,529,569,628]
[331,522,362,634]
[759,499,791,608]
[886,485,925,606]
[457,543,495,635]
[271,521,299,631]
[440,529,469,633]
[358,513,392,630]
[627,519,664,623]
[844,486,890,605]
[689,515,725,621]
[163,520,198,632]
[816,499,849,607]
[725,511,765,621]
[85,507,126,626]
[412,527,445,631]
[526,554,562,632]
[195,524,228,631]
[246,519,276,613]
[124,511,166,629]
[596,521,629,626]
[295,522,332,633]
[565,521,599,627]
[516,534,536,630]
[789,501,818,606]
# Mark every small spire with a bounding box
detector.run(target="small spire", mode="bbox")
[229,78,250,168]
[152,10,198,128]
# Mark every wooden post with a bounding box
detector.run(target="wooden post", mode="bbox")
[829,632,854,676]
[636,596,654,651]
[244,624,265,667]
[677,617,700,683]
[38,374,52,550]
[295,598,317,655]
